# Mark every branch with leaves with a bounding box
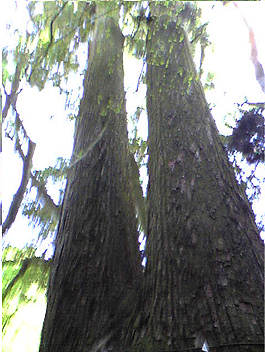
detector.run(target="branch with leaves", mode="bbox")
[27,2,68,85]
[2,246,51,333]
[2,69,22,122]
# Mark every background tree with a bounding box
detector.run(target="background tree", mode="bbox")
[2,1,94,239]
[2,1,96,345]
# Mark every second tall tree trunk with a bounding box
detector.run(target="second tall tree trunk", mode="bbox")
[144,4,264,351]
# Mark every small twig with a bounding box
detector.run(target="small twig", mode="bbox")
[135,60,146,93]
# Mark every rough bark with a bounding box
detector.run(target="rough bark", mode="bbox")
[39,4,142,352]
[143,4,264,351]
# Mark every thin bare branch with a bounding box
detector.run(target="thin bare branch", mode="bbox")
[3,138,36,236]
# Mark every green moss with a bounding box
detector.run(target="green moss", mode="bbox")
[97,94,103,105]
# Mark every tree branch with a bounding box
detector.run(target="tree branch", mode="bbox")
[2,258,30,303]
[3,138,36,236]
[2,64,23,122]
[31,176,60,219]
[2,256,51,304]
[28,2,68,84]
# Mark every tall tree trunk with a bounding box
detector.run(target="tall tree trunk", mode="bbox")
[39,4,142,351]
[144,3,264,351]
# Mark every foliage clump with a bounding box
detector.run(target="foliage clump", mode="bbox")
[228,108,264,164]
[2,246,50,333]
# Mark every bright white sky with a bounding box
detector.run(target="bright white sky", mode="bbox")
[2,1,265,252]
[200,1,265,239]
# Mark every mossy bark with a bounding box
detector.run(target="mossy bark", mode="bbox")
[39,4,142,352]
[143,4,264,351]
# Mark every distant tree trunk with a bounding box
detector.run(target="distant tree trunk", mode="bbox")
[39,4,142,351]
[144,3,264,351]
